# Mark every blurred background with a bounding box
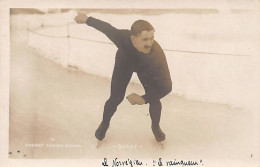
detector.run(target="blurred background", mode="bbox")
[10,7,260,109]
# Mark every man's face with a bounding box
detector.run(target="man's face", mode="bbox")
[131,30,154,54]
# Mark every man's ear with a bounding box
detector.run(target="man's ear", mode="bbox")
[130,35,136,42]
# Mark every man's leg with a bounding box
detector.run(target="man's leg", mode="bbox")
[102,69,133,123]
[149,100,165,142]
[149,100,162,127]
[137,73,165,142]
[95,54,133,141]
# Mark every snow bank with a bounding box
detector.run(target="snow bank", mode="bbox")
[11,11,260,109]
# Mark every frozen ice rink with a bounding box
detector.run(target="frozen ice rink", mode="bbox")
[7,8,260,166]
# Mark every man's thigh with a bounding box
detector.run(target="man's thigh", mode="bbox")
[110,53,133,97]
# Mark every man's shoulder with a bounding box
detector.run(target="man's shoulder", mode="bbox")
[152,40,165,55]
[119,29,131,37]
[117,29,132,48]
[153,40,161,48]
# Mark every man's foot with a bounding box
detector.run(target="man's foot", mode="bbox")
[152,125,165,142]
[95,121,110,141]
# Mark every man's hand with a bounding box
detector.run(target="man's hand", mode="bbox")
[74,12,88,24]
[126,93,145,105]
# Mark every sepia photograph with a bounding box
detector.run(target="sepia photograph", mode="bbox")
[1,0,260,166]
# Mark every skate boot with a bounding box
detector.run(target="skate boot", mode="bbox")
[151,125,165,142]
[95,121,110,141]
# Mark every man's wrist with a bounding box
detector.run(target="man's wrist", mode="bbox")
[141,95,148,104]
[86,16,91,25]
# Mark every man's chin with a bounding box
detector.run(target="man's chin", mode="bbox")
[142,49,151,54]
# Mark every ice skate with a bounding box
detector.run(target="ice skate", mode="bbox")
[152,125,165,149]
[96,140,102,148]
[158,141,165,149]
[152,125,165,148]
[95,121,110,148]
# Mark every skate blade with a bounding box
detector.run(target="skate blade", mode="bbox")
[96,140,102,148]
[158,141,165,150]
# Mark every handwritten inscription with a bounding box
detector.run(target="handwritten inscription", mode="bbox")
[102,158,204,167]
[165,159,201,166]
[102,158,143,167]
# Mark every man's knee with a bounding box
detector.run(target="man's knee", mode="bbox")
[106,95,124,106]
[149,99,161,108]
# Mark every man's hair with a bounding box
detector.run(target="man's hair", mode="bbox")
[131,20,155,36]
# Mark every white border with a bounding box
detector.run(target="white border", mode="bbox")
[1,0,260,166]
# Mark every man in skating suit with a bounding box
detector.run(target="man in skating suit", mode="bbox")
[74,13,172,142]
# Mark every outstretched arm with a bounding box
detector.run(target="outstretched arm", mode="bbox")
[74,12,124,48]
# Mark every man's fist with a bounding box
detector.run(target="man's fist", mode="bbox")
[74,12,88,24]
[126,93,145,105]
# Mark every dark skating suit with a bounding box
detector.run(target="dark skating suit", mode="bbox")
[86,17,172,132]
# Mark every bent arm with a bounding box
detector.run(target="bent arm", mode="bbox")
[141,50,172,104]
[86,17,124,48]
[142,78,172,104]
